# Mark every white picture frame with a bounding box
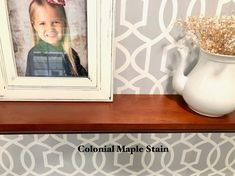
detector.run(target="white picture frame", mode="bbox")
[0,0,115,101]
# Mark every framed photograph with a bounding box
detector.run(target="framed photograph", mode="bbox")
[0,0,114,101]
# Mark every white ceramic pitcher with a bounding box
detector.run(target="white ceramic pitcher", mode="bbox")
[173,43,235,117]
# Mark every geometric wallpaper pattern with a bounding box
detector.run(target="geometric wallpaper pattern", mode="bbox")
[1,133,235,176]
[1,0,235,175]
[114,0,235,94]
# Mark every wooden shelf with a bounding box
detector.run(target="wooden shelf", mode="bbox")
[0,94,235,133]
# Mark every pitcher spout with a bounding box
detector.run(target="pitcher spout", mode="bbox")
[172,45,188,95]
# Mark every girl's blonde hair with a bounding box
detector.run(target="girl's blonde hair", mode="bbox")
[29,0,78,76]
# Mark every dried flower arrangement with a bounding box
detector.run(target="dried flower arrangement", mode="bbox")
[177,16,235,55]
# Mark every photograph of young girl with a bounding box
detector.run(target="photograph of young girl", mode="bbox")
[8,0,88,77]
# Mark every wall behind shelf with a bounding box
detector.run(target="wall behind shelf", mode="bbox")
[1,0,235,175]
[1,133,234,175]
[114,0,235,94]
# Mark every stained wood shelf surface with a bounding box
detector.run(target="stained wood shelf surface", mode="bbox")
[0,94,235,133]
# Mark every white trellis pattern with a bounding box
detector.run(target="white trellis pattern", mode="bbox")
[0,134,235,176]
[114,0,235,94]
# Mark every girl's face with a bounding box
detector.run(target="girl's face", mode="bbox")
[32,5,65,46]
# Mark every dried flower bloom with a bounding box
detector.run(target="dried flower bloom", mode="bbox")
[177,16,235,55]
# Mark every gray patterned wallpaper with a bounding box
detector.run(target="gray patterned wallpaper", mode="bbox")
[1,134,235,176]
[114,0,235,94]
[1,0,235,175]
